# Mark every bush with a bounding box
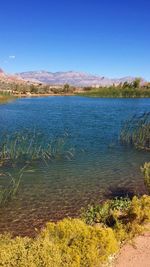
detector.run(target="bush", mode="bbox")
[0,219,118,267]
[81,197,131,226]
[0,234,61,267]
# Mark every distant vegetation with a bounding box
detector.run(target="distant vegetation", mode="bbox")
[1,76,150,98]
[0,78,76,95]
[78,79,150,98]
[0,195,149,267]
[1,77,150,97]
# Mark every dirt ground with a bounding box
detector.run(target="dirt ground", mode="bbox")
[114,231,150,267]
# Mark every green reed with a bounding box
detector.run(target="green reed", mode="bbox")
[141,162,150,194]
[77,85,150,98]
[0,131,74,206]
[0,166,27,205]
[120,112,150,151]
[0,131,74,166]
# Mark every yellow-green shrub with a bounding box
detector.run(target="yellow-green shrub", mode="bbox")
[128,195,150,223]
[0,219,118,267]
[0,234,32,267]
[113,195,150,242]
[41,219,118,267]
[25,237,61,267]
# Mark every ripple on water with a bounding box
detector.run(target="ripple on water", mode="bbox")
[0,97,149,236]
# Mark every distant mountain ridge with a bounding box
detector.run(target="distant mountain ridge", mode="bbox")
[0,68,27,85]
[0,68,5,76]
[16,70,145,87]
[0,68,146,87]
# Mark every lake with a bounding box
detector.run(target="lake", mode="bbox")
[0,96,150,236]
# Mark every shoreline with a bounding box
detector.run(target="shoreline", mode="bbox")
[14,93,75,97]
[14,93,150,98]
[1,92,150,99]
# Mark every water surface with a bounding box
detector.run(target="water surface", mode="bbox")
[0,97,150,236]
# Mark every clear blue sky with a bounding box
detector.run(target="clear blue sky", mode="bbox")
[0,0,150,80]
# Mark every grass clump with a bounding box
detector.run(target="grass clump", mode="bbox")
[0,219,118,267]
[141,162,150,193]
[120,112,150,151]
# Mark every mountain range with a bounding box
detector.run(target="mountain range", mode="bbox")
[0,68,146,87]
[0,68,5,76]
[16,70,144,87]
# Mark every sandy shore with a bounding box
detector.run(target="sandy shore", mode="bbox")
[114,230,150,267]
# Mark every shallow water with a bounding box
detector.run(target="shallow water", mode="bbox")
[0,96,150,236]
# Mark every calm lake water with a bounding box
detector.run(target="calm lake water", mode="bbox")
[0,96,150,236]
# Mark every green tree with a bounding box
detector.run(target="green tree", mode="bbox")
[63,83,70,93]
[122,81,130,88]
[30,84,38,94]
[133,78,141,89]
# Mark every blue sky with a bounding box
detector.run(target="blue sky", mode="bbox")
[0,0,150,79]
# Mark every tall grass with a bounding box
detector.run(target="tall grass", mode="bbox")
[0,166,27,205]
[0,130,74,166]
[78,86,150,98]
[0,131,74,205]
[120,112,150,151]
[141,162,150,193]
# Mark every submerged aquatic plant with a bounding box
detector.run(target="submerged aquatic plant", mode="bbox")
[0,130,75,166]
[120,112,150,151]
[0,165,29,206]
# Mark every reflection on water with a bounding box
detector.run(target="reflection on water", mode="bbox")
[0,97,150,236]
